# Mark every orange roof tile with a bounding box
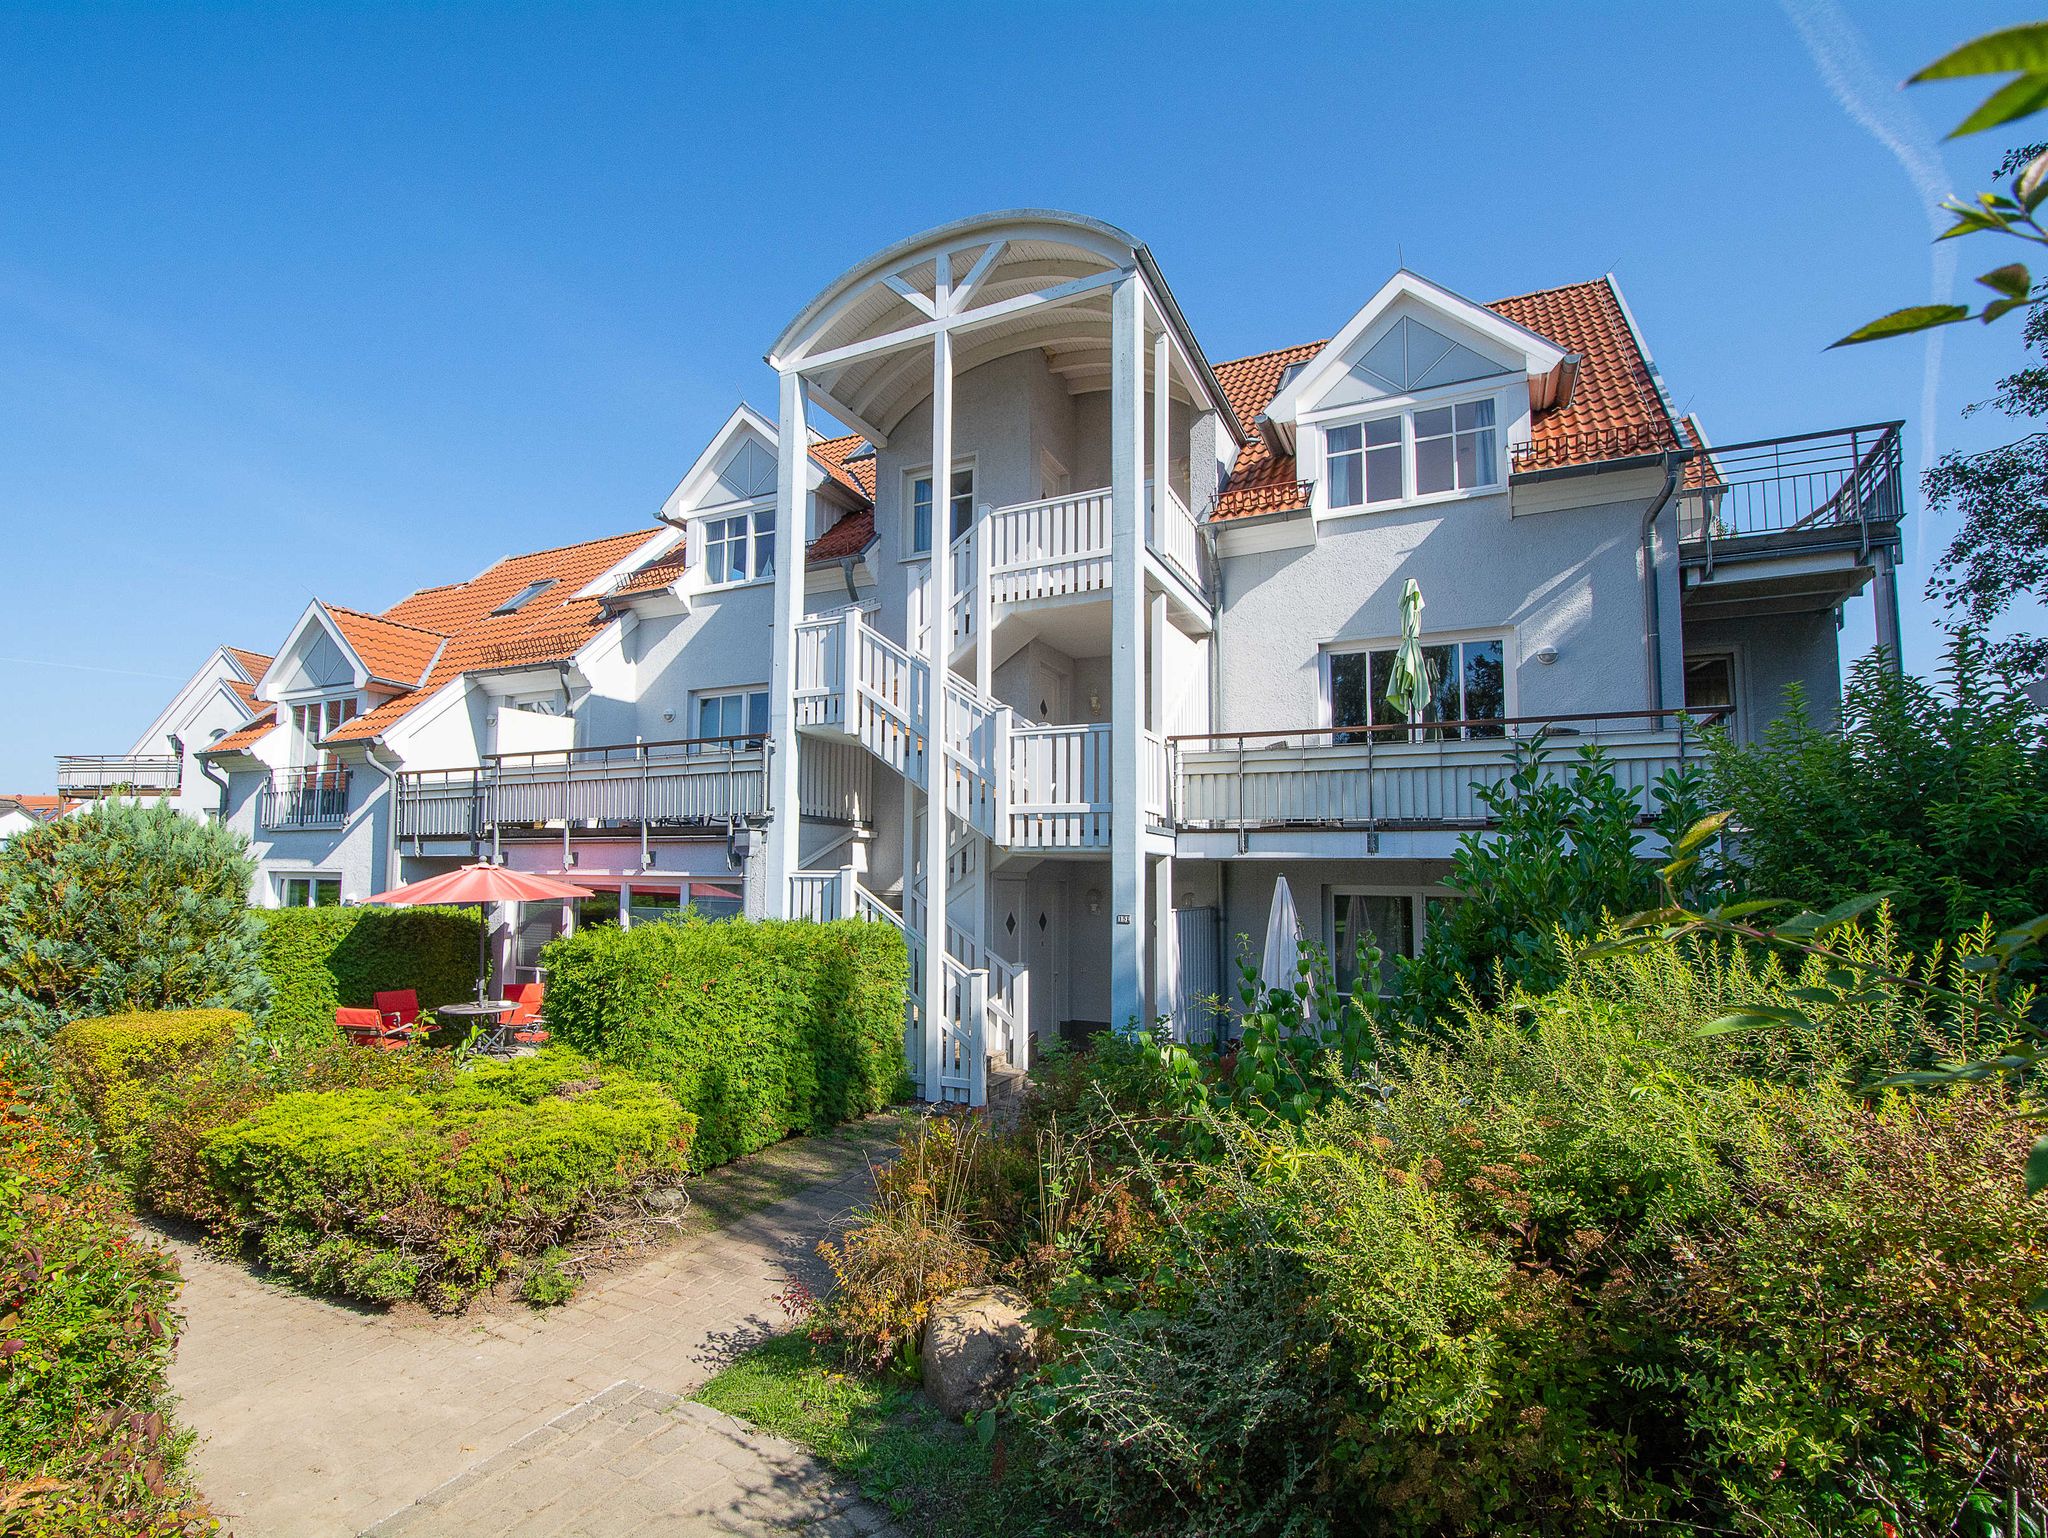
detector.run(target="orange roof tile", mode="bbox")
[1209,279,1682,520]
[605,547,690,599]
[205,712,277,757]
[224,647,272,688]
[325,528,660,744]
[811,431,876,501]
[324,606,447,688]
[3,794,74,819]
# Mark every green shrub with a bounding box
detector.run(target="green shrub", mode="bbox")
[48,1008,248,1172]
[253,904,483,1048]
[198,1048,693,1308]
[0,1049,219,1535]
[1706,630,2048,953]
[0,799,265,1038]
[543,915,909,1169]
[518,1246,580,1307]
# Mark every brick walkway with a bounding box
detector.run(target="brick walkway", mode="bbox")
[162,1120,902,1538]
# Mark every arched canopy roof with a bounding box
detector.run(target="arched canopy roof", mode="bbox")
[767,210,1241,447]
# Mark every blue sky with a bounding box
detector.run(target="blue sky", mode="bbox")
[0,0,2031,792]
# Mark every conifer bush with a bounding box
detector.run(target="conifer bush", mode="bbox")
[0,800,264,1038]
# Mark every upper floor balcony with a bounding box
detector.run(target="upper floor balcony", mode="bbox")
[1172,709,1724,842]
[394,735,871,844]
[1668,421,1904,622]
[56,754,181,798]
[258,767,351,831]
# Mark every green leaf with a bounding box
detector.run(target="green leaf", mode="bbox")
[1709,899,1792,922]
[1984,295,2034,322]
[1911,23,2048,83]
[1978,262,2034,299]
[1676,809,1732,853]
[2027,1133,2048,1197]
[1700,1005,1812,1036]
[1950,71,2048,136]
[1830,305,1969,346]
[2019,149,2048,209]
[1809,891,1890,935]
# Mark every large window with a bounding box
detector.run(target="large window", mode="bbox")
[1324,397,1499,511]
[289,696,357,767]
[279,874,341,908]
[1327,636,1506,741]
[1330,890,1420,995]
[702,503,774,586]
[909,467,974,555]
[695,686,769,744]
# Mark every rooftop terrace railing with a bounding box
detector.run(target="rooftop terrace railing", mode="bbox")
[55,754,181,797]
[1675,422,1904,572]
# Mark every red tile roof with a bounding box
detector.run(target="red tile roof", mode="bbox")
[323,606,447,689]
[207,712,276,757]
[1209,278,1682,521]
[812,431,876,501]
[224,647,272,688]
[3,794,76,819]
[605,547,689,599]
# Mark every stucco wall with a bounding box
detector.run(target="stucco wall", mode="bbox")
[624,584,777,741]
[1213,475,1681,733]
[1683,609,1843,742]
[225,760,394,906]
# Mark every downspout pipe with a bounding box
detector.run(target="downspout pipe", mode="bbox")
[1639,451,1685,718]
[188,736,230,823]
[366,746,405,894]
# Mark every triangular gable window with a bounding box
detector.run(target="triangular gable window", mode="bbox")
[1352,317,1507,395]
[715,440,778,502]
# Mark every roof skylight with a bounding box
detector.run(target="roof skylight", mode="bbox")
[490,578,558,616]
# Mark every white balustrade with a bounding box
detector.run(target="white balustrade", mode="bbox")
[1145,481,1205,593]
[984,488,1113,603]
[1143,730,1170,825]
[1007,722,1113,848]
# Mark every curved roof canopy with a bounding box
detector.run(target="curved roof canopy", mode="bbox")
[768,210,1238,447]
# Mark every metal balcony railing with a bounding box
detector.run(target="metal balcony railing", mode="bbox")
[1674,422,1904,573]
[55,755,181,797]
[258,767,351,830]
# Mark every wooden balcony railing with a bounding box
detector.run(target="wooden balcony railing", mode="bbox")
[1172,709,1728,837]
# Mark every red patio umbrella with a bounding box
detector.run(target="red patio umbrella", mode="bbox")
[365,862,594,1001]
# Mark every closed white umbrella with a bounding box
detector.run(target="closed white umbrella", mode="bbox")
[1260,874,1304,1003]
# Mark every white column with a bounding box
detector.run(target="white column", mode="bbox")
[1150,853,1176,1036]
[1148,588,1168,733]
[923,262,955,1094]
[1109,273,1147,1034]
[765,367,807,916]
[1152,327,1171,547]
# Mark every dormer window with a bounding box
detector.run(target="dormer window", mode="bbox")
[1324,396,1500,512]
[702,503,774,585]
[492,579,557,615]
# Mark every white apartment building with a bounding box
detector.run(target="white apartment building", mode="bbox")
[63,211,1905,1105]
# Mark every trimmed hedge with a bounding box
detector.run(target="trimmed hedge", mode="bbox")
[254,905,482,1047]
[542,916,909,1169]
[199,1048,693,1309]
[0,1049,219,1535]
[49,1008,250,1173]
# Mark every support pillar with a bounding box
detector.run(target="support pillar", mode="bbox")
[1872,544,1904,675]
[1150,853,1176,1037]
[923,259,956,1093]
[1109,272,1148,1034]
[765,367,807,916]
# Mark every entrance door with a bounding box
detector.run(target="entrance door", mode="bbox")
[1024,872,1066,1044]
[1028,659,1069,725]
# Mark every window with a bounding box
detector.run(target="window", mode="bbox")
[702,503,775,586]
[909,467,974,555]
[1330,891,1420,995]
[1323,396,1498,511]
[289,696,357,766]
[695,687,769,744]
[491,578,557,616]
[1685,654,1735,726]
[279,875,341,908]
[1328,636,1506,741]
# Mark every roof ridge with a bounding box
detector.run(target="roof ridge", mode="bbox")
[1213,338,1329,372]
[467,527,652,575]
[323,602,448,638]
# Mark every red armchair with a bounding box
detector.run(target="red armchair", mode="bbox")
[504,982,548,1047]
[373,990,421,1034]
[337,1005,408,1051]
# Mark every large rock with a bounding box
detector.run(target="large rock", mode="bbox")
[922,1285,1035,1419]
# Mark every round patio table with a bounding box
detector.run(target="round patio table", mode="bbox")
[436,999,517,1053]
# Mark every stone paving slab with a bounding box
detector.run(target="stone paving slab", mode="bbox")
[162,1119,900,1538]
[361,1382,900,1537]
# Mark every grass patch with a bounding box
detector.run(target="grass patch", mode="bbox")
[693,1332,1044,1537]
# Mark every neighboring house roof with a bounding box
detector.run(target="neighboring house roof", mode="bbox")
[0,794,76,820]
[1209,277,1683,521]
[324,528,660,745]
[322,605,448,689]
[224,647,272,688]
[807,431,878,565]
[208,711,276,756]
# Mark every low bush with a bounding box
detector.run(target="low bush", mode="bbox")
[199,1048,694,1309]
[254,904,483,1049]
[543,915,909,1169]
[0,799,264,1038]
[0,1050,218,1535]
[48,1008,249,1172]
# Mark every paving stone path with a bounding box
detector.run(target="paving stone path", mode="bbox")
[162,1120,904,1538]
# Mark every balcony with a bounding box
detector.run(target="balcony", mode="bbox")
[1673,422,1903,620]
[258,768,351,830]
[394,736,872,843]
[1172,710,1723,839]
[56,755,181,798]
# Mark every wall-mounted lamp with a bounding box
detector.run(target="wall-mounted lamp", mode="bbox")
[1534,646,1559,666]
[661,709,676,724]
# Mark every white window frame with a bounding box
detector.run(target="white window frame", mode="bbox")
[287,693,358,768]
[697,498,776,588]
[692,685,770,745]
[1320,629,1514,738]
[1309,385,1506,518]
[277,873,343,908]
[1324,886,1434,996]
[902,460,976,560]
